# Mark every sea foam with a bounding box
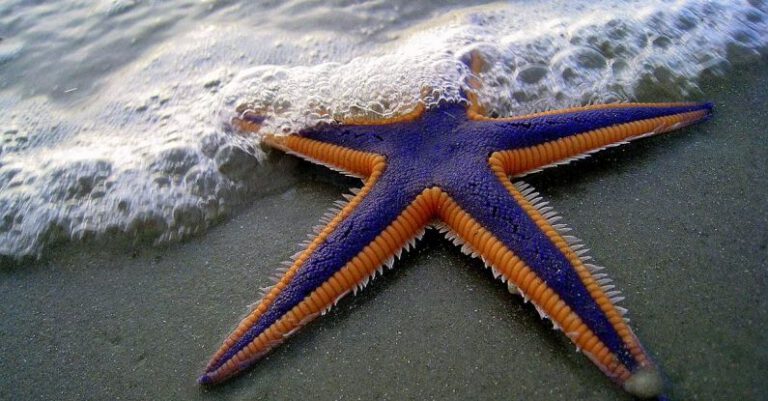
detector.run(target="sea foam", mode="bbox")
[0,0,765,258]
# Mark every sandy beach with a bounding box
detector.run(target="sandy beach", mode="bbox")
[1,58,767,401]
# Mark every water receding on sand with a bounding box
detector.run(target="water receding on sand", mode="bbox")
[0,0,765,258]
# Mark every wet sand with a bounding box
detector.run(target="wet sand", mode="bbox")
[1,62,767,401]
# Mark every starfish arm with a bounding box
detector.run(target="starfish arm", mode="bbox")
[437,164,663,398]
[481,102,713,176]
[255,102,427,165]
[235,102,425,131]
[336,103,426,126]
[465,50,490,120]
[284,118,424,156]
[199,174,441,384]
[263,133,383,178]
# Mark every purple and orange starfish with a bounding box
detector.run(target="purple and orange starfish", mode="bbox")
[199,55,712,399]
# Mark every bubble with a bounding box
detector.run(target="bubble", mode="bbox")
[184,166,219,197]
[200,132,225,158]
[517,65,549,84]
[172,202,204,230]
[0,207,15,233]
[45,160,113,201]
[214,145,260,181]
[149,147,200,176]
[652,36,672,50]
[126,210,168,242]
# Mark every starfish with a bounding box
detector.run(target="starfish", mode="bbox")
[199,54,712,399]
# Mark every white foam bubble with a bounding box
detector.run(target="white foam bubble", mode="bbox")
[227,0,767,127]
[0,0,765,258]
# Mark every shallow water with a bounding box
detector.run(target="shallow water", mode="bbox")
[1,0,766,258]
